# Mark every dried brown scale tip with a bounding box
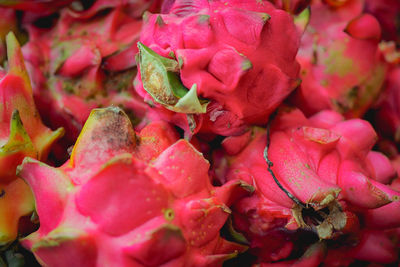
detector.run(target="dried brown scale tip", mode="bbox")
[17,107,253,266]
[218,107,399,263]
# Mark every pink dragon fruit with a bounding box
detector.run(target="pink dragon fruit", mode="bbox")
[214,107,399,264]
[374,67,400,143]
[0,32,64,245]
[21,0,157,152]
[365,0,400,43]
[17,106,252,266]
[135,0,300,136]
[291,0,388,118]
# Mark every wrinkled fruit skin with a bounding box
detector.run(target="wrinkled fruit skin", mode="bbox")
[214,107,399,264]
[292,0,387,118]
[135,0,300,136]
[18,107,251,267]
[0,33,63,245]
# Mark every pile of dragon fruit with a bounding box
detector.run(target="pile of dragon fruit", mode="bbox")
[0,0,400,266]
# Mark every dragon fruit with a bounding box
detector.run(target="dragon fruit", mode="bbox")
[135,0,300,136]
[21,0,156,151]
[17,106,252,266]
[214,107,399,264]
[365,0,400,43]
[291,0,387,118]
[0,0,74,13]
[374,67,400,143]
[0,32,64,245]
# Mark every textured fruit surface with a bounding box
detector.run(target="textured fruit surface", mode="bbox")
[18,107,251,267]
[0,0,398,266]
[135,0,300,135]
[215,107,399,263]
[21,1,151,148]
[292,0,387,118]
[375,67,400,143]
[0,32,63,245]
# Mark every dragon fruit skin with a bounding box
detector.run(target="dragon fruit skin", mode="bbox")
[215,107,400,264]
[291,0,387,118]
[21,1,156,151]
[365,0,400,43]
[17,107,252,267]
[135,0,300,136]
[375,67,400,143]
[0,32,64,245]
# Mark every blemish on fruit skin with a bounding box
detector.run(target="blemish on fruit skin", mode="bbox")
[0,189,5,198]
[91,109,136,150]
[320,79,329,87]
[163,209,175,221]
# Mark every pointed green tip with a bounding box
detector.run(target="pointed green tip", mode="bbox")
[5,31,19,53]
[198,15,210,23]
[142,11,151,22]
[241,59,253,71]
[240,181,255,193]
[261,13,271,22]
[294,7,310,34]
[156,15,166,26]
[0,109,35,157]
[5,31,22,70]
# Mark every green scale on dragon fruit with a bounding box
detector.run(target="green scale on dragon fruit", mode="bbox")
[135,0,301,137]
